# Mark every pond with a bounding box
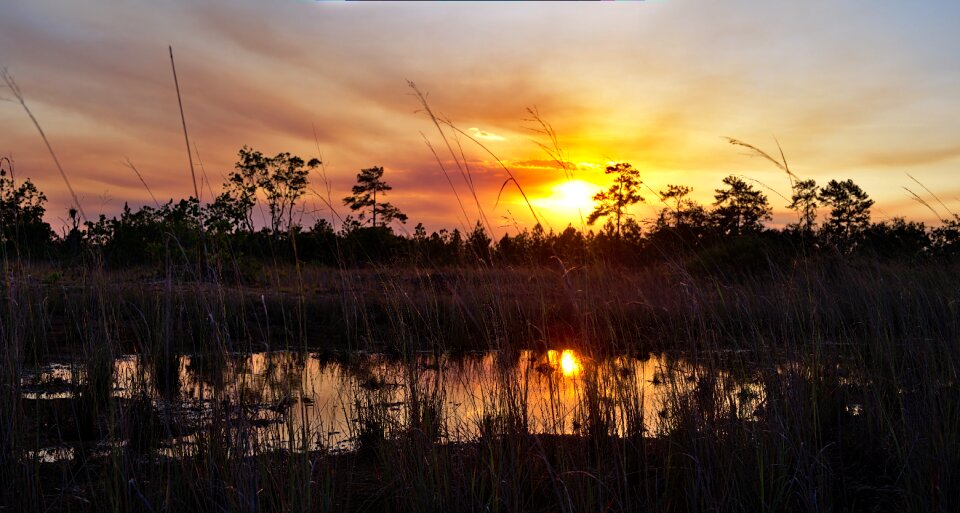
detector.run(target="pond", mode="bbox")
[20,349,767,462]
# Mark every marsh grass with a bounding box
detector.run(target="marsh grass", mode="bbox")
[4,244,960,512]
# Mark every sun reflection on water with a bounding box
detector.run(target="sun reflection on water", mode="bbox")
[559,350,581,376]
[546,349,582,377]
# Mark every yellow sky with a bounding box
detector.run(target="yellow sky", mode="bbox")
[2,1,960,235]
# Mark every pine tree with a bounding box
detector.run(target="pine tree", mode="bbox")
[343,166,407,228]
[587,163,644,238]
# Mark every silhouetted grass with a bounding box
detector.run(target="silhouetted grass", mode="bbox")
[3,249,960,512]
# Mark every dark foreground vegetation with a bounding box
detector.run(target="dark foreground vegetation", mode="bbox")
[4,255,959,512]
[4,132,960,512]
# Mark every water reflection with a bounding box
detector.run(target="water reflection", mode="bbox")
[546,349,581,377]
[21,349,767,461]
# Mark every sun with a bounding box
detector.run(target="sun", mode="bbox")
[530,180,600,222]
[554,180,598,210]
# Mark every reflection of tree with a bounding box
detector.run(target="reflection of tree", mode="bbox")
[185,353,229,390]
[405,355,445,442]
[151,351,180,399]
[260,352,307,404]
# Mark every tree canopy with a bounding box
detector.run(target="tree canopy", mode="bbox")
[711,175,772,236]
[818,179,874,251]
[0,157,53,252]
[212,147,320,235]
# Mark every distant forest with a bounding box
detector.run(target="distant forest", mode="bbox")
[2,148,959,272]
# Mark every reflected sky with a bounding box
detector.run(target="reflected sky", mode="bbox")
[21,349,767,461]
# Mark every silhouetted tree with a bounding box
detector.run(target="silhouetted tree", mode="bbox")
[107,202,161,264]
[0,157,53,253]
[587,163,644,238]
[262,152,318,233]
[931,215,960,258]
[223,147,320,235]
[63,207,83,256]
[343,166,407,228]
[413,223,427,242]
[466,221,492,264]
[338,215,363,236]
[862,217,928,260]
[711,175,771,236]
[786,178,819,236]
[652,184,708,249]
[206,191,248,236]
[2,141,952,271]
[658,185,694,226]
[818,179,873,251]
[553,225,587,265]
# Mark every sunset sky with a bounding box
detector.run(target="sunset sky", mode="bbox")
[2,1,960,236]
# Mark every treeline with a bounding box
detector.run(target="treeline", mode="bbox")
[2,149,959,272]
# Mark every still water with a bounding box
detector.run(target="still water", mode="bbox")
[21,350,765,460]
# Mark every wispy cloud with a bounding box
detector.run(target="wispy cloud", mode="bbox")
[467,128,506,141]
